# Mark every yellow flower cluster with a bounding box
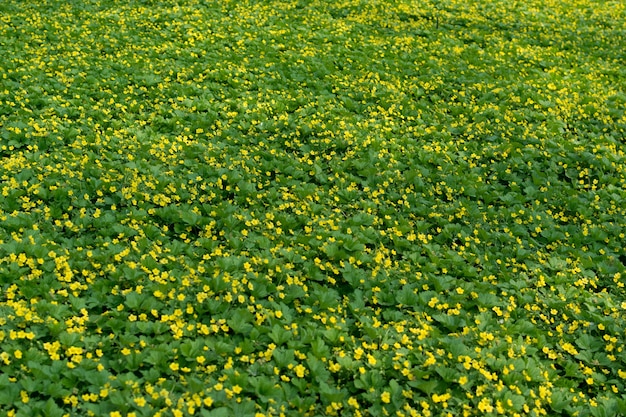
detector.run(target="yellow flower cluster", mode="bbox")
[0,0,625,416]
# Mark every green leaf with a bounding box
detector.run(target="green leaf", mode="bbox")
[575,334,602,351]
[343,239,365,252]
[19,377,39,392]
[180,340,203,359]
[432,313,461,331]
[226,309,254,335]
[318,381,346,403]
[273,348,295,367]
[311,338,329,358]
[181,210,201,226]
[269,325,291,345]
[407,378,439,395]
[434,366,457,382]
[322,242,341,259]
[124,291,142,310]
[201,407,230,417]
[389,379,402,401]
[250,376,280,400]
[550,388,570,413]
[306,354,329,380]
[395,285,419,306]
[0,380,19,405]
[43,398,65,417]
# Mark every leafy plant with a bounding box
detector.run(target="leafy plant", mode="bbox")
[0,0,625,416]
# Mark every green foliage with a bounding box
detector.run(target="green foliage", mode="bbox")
[0,0,625,416]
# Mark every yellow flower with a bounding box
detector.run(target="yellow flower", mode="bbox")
[433,393,451,403]
[354,348,364,360]
[560,342,578,356]
[381,391,391,404]
[478,398,493,413]
[424,352,436,367]
[348,397,360,409]
[294,364,306,378]
[134,397,146,407]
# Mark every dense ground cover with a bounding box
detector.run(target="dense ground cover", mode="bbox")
[1,0,625,415]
